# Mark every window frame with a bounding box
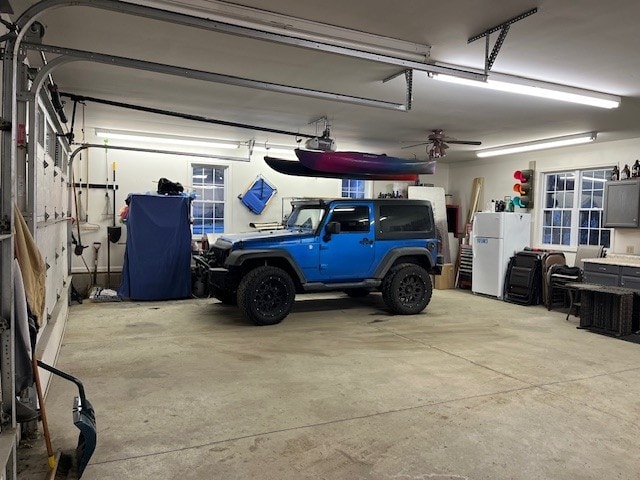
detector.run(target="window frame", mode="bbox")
[539,167,613,249]
[190,163,228,236]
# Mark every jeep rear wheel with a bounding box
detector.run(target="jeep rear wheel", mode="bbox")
[382,263,432,314]
[237,266,295,325]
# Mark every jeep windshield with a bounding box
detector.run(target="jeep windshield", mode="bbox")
[285,204,326,231]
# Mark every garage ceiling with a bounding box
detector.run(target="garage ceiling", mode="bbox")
[13,0,640,161]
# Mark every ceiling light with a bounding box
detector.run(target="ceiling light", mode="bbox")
[476,132,597,158]
[95,129,240,149]
[251,144,294,155]
[432,74,620,109]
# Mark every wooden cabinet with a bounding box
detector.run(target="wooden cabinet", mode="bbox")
[620,266,640,289]
[584,261,640,289]
[603,178,640,227]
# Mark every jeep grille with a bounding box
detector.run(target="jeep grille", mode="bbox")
[211,245,231,266]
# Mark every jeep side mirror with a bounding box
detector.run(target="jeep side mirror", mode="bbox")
[325,222,341,234]
[323,221,340,241]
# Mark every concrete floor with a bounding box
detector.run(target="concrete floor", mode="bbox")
[17,289,640,479]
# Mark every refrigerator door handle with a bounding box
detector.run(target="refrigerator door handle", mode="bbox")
[471,233,476,258]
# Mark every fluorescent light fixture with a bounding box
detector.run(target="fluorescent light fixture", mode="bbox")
[432,74,620,109]
[477,132,597,158]
[95,128,240,149]
[169,0,430,62]
[251,144,294,155]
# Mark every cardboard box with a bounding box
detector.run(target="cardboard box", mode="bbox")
[435,263,455,290]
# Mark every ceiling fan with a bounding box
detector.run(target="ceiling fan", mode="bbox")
[403,129,482,159]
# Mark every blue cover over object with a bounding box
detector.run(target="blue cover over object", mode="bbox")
[239,176,276,214]
[119,194,192,300]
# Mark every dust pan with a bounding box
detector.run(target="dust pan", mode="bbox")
[37,361,96,478]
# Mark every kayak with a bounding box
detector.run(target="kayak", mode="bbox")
[294,148,436,175]
[264,156,419,181]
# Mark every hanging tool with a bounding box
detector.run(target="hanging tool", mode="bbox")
[107,161,121,288]
[32,353,56,470]
[71,170,88,256]
[37,361,96,479]
[92,242,101,286]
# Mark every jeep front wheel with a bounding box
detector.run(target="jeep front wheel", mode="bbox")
[237,266,295,325]
[382,263,432,315]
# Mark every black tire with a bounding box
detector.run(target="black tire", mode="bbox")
[382,263,432,315]
[343,288,371,298]
[212,287,237,305]
[237,266,295,325]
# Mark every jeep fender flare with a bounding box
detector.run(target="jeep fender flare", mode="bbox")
[225,249,307,283]
[374,247,436,279]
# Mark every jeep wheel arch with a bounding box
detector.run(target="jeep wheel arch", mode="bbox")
[374,248,436,279]
[227,249,307,286]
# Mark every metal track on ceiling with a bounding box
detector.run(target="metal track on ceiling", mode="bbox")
[16,0,486,82]
[24,42,409,112]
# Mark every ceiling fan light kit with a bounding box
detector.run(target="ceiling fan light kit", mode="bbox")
[476,132,597,158]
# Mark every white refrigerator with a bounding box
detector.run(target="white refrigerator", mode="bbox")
[471,212,531,298]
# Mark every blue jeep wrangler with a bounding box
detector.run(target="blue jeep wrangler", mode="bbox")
[201,198,442,325]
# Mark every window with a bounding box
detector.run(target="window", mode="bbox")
[286,205,325,231]
[342,179,365,199]
[329,206,370,232]
[379,204,433,233]
[37,105,45,147]
[191,165,226,235]
[45,121,55,160]
[541,168,612,248]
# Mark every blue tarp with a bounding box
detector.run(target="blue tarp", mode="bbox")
[119,194,192,300]
[239,176,277,214]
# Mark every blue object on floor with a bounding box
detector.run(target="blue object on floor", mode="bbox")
[239,175,277,214]
[119,194,192,300]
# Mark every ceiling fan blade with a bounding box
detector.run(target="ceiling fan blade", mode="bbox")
[446,140,482,145]
[402,142,429,149]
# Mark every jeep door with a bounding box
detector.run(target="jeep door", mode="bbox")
[319,204,375,280]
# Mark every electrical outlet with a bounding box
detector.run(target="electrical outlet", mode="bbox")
[626,245,634,254]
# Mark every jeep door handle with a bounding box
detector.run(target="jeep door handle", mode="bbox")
[359,238,373,245]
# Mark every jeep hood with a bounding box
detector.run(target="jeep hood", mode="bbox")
[217,229,312,244]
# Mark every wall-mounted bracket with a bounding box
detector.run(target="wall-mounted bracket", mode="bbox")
[73,182,118,190]
[381,69,414,111]
[468,8,538,74]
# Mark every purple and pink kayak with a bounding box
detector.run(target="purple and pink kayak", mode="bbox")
[294,148,436,175]
[264,156,420,181]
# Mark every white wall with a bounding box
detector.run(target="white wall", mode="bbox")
[448,137,640,255]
